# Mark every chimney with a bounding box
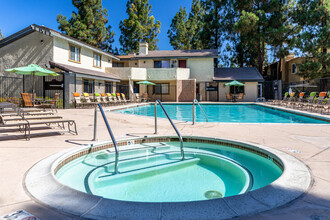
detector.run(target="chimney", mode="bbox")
[139,42,148,55]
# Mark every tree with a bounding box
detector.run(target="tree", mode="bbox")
[167,0,205,50]
[57,0,115,52]
[292,0,330,79]
[119,0,161,54]
[200,0,224,50]
[167,7,191,50]
[0,29,4,40]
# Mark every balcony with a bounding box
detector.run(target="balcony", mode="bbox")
[105,67,190,81]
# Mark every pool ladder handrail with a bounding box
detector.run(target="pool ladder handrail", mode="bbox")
[154,99,185,160]
[97,104,119,174]
[192,98,208,125]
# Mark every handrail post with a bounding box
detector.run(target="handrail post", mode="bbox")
[192,99,208,125]
[154,102,158,134]
[155,99,184,160]
[98,104,119,174]
[192,101,195,125]
[93,106,98,141]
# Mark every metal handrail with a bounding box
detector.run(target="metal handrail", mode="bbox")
[97,104,119,174]
[192,98,208,125]
[154,99,185,160]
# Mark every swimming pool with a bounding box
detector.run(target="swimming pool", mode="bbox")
[116,103,329,124]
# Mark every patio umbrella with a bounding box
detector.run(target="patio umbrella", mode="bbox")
[225,80,245,95]
[136,80,156,85]
[5,64,59,95]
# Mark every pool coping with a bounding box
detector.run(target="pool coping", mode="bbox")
[24,135,312,219]
[110,102,330,124]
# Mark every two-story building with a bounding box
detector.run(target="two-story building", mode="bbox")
[107,42,218,102]
[0,24,120,107]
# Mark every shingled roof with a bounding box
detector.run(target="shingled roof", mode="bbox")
[213,67,264,82]
[119,49,218,60]
[49,61,120,81]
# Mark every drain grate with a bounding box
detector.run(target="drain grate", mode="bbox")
[204,190,223,199]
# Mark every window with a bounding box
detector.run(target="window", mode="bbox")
[83,79,94,93]
[230,85,244,94]
[105,82,113,93]
[93,53,101,68]
[154,84,169,94]
[292,63,296,74]
[154,60,170,68]
[69,45,81,63]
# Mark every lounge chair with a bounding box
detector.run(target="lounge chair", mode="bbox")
[270,92,289,105]
[281,92,295,107]
[94,93,106,105]
[101,93,111,106]
[121,93,130,103]
[135,93,141,103]
[73,93,92,108]
[83,93,97,106]
[299,92,317,111]
[309,92,327,112]
[106,93,117,105]
[112,93,123,104]
[291,92,305,109]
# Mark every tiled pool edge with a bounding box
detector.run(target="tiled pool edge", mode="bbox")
[24,136,311,220]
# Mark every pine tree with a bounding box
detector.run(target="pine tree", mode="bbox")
[188,0,205,49]
[167,7,191,50]
[57,0,115,52]
[0,29,4,40]
[119,0,161,54]
[292,0,330,78]
[167,0,205,50]
[200,0,224,50]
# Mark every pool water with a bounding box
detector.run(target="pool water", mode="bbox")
[116,104,329,124]
[56,142,282,202]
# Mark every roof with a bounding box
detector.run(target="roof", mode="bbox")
[124,49,218,60]
[49,61,120,82]
[0,24,120,60]
[213,67,264,82]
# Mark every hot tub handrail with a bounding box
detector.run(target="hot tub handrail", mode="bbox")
[97,104,119,174]
[193,98,208,125]
[154,99,185,160]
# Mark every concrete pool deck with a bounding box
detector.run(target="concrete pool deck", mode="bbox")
[0,103,330,219]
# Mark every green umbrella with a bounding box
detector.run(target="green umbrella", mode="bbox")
[225,80,245,86]
[136,80,156,85]
[6,64,59,94]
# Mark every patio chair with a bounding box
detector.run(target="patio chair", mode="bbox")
[299,92,317,111]
[236,93,244,101]
[40,93,59,112]
[141,93,151,102]
[280,92,295,107]
[21,93,44,109]
[73,93,93,108]
[112,93,123,104]
[226,93,232,102]
[106,93,117,105]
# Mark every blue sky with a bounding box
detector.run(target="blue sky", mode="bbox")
[0,0,192,51]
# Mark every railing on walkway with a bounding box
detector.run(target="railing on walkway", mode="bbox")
[192,98,208,125]
[97,104,119,173]
[154,99,184,160]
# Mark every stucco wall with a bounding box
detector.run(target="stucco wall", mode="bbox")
[177,79,196,102]
[53,36,113,72]
[187,58,214,82]
[285,58,305,83]
[106,67,147,80]
[147,68,190,81]
[0,31,53,77]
